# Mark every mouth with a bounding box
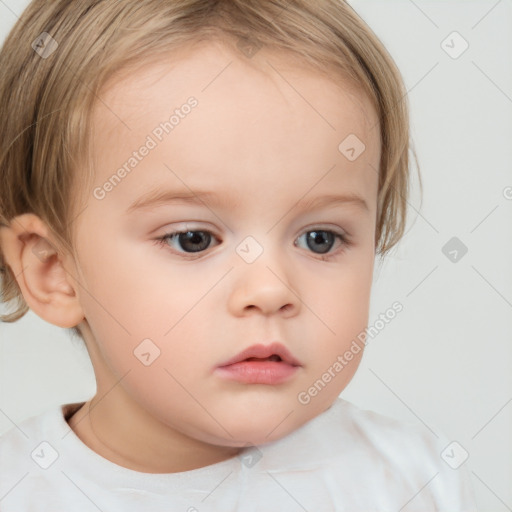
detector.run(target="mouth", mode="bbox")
[244,355,282,362]
[217,342,302,367]
[215,343,301,385]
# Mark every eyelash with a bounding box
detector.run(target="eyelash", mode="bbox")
[154,227,351,261]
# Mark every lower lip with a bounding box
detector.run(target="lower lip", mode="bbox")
[215,361,300,384]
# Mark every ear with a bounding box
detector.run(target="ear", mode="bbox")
[0,213,84,328]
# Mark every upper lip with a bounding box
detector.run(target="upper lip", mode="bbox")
[217,342,302,367]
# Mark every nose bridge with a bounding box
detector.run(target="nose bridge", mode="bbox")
[228,232,299,316]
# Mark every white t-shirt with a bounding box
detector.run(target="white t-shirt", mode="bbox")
[0,397,477,511]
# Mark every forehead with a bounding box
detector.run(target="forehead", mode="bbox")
[95,39,378,138]
[87,39,380,211]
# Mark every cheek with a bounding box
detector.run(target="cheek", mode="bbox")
[299,252,373,390]
[315,253,374,335]
[76,231,197,332]
[74,228,224,378]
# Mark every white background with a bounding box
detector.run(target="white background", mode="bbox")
[1,1,511,510]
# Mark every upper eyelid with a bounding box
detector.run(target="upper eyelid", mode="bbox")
[161,222,348,236]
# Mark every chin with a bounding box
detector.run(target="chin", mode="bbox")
[232,410,310,446]
[215,428,294,448]
[191,412,300,449]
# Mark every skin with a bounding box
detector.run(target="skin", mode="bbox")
[0,39,380,473]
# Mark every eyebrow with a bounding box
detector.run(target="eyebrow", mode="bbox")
[126,188,370,214]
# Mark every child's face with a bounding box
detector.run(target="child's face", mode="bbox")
[69,40,380,450]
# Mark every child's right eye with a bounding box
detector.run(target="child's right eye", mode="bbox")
[155,230,219,258]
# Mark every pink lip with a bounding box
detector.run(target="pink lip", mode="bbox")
[215,342,302,385]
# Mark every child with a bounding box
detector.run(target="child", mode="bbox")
[0,0,477,510]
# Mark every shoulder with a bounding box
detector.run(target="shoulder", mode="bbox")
[283,398,478,511]
[0,406,57,466]
[332,398,442,460]
[0,403,85,510]
[340,398,478,510]
[0,402,82,460]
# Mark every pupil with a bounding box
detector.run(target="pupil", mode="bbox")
[308,231,334,254]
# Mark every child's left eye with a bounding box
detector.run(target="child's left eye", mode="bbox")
[154,227,350,260]
[294,229,348,259]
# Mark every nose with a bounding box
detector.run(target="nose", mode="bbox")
[227,250,300,318]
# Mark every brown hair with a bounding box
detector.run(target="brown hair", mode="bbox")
[0,0,421,339]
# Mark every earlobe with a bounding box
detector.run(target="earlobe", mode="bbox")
[0,213,85,328]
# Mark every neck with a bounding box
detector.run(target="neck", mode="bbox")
[67,394,242,473]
